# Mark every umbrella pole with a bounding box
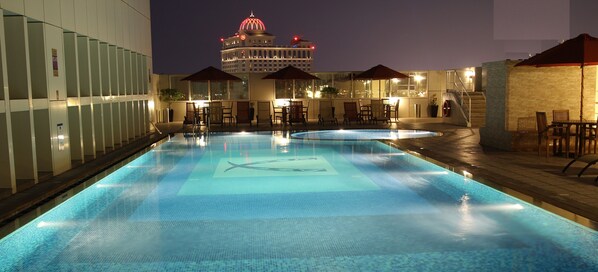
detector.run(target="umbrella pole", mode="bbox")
[208,80,211,101]
[293,80,296,100]
[580,65,585,120]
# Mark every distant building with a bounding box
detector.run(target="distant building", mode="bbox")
[220,12,315,73]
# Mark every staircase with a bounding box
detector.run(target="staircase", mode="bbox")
[468,92,486,127]
[446,69,486,128]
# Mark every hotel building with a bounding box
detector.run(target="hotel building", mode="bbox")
[0,1,152,198]
[220,12,315,73]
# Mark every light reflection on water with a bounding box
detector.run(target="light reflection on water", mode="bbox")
[0,131,597,271]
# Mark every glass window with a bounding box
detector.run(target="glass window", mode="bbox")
[169,76,190,100]
[294,80,312,99]
[275,80,293,99]
[230,76,249,100]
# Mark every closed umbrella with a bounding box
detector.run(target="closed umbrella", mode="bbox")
[354,64,409,98]
[515,33,598,120]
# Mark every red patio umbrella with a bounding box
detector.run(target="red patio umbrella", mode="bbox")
[181,66,242,100]
[354,64,410,98]
[515,33,598,120]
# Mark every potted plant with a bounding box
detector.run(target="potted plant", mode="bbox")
[429,94,439,118]
[159,88,185,122]
[320,86,339,98]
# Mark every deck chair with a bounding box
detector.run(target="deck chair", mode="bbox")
[256,101,272,126]
[318,100,337,125]
[183,102,200,127]
[343,101,362,124]
[222,101,234,125]
[552,109,571,134]
[208,101,223,127]
[236,101,252,126]
[288,100,306,126]
[389,99,400,122]
[536,112,561,157]
[370,99,389,124]
[562,154,598,183]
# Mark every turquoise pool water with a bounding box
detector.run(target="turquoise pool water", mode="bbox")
[1,131,597,271]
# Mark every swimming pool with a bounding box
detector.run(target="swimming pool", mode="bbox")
[291,129,441,140]
[1,131,597,271]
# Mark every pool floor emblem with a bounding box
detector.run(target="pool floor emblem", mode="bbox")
[224,157,327,173]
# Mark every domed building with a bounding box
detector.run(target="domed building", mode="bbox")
[221,12,315,73]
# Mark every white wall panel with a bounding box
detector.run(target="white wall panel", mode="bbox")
[1,0,25,15]
[46,24,66,100]
[27,22,47,99]
[86,0,97,39]
[63,32,79,98]
[24,0,44,21]
[144,17,151,56]
[115,0,123,47]
[74,0,87,36]
[59,0,75,32]
[43,0,61,27]
[5,16,31,100]
[122,3,131,50]
[97,0,106,41]
[105,0,115,44]
[49,101,70,174]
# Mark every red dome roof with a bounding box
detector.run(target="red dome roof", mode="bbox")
[239,12,266,33]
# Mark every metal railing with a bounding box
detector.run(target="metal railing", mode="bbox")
[447,70,472,127]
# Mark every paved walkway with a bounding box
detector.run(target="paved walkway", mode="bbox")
[394,120,598,228]
[1,118,597,237]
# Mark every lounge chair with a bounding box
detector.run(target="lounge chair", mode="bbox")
[288,100,306,126]
[256,101,272,126]
[370,99,389,124]
[562,154,598,183]
[343,101,362,125]
[236,101,252,126]
[318,100,337,125]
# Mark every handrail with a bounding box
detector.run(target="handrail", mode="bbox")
[445,92,470,127]
[448,70,472,127]
[150,122,162,134]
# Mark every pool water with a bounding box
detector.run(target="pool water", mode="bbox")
[291,129,441,141]
[1,131,597,271]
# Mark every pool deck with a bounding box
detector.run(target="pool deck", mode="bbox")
[1,118,598,235]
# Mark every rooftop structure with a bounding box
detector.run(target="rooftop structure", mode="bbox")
[221,12,315,73]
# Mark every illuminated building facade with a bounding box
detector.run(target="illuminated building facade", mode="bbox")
[221,12,315,73]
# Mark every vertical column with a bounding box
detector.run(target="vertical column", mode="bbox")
[131,52,138,95]
[89,40,104,154]
[100,43,113,150]
[77,36,95,160]
[112,100,121,146]
[28,22,71,176]
[0,9,15,193]
[124,50,132,95]
[120,101,128,142]
[5,15,37,187]
[127,101,134,140]
[64,32,83,164]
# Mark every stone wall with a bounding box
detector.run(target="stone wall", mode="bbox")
[480,59,598,151]
[507,64,596,131]
[480,61,513,150]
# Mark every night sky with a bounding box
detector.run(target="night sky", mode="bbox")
[150,0,598,74]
